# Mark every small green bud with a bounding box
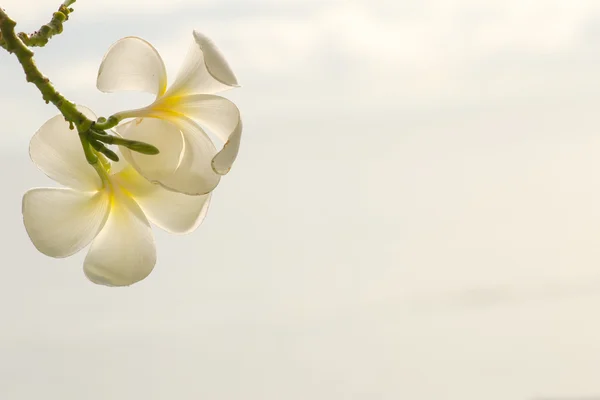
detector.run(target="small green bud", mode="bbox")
[123,140,160,155]
[90,131,159,155]
[102,148,120,162]
[89,139,119,162]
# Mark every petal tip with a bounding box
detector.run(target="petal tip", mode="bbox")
[211,159,231,175]
[192,30,239,88]
[96,36,167,96]
[22,188,110,259]
[22,193,75,259]
[83,260,155,287]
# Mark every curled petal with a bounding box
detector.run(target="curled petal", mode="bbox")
[193,31,239,87]
[164,31,239,97]
[212,118,242,175]
[22,188,110,258]
[30,115,102,191]
[97,37,168,98]
[155,94,239,142]
[162,117,221,194]
[115,166,211,234]
[114,118,184,183]
[150,94,243,174]
[84,189,156,287]
[117,116,220,195]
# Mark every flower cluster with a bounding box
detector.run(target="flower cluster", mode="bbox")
[22,31,241,286]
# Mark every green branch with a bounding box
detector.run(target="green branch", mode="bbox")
[0,7,90,131]
[18,2,75,48]
[0,4,158,172]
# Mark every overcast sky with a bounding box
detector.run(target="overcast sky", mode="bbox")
[2,1,600,399]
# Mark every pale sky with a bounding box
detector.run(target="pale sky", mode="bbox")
[2,0,600,399]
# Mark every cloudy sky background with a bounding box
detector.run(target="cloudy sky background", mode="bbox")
[2,0,600,399]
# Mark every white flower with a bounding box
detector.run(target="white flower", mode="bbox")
[97,31,242,196]
[22,109,211,286]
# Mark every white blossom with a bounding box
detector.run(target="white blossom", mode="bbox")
[22,110,210,286]
[97,31,242,195]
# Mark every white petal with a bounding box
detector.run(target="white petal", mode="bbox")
[84,189,156,287]
[149,94,243,175]
[114,166,211,234]
[113,118,184,191]
[212,118,242,175]
[22,188,110,258]
[77,105,98,120]
[30,115,102,191]
[192,31,239,87]
[117,116,220,195]
[114,118,184,183]
[154,94,239,142]
[97,37,168,98]
[161,117,221,194]
[164,31,239,97]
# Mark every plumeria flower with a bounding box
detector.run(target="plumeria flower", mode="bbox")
[22,109,211,286]
[96,30,242,196]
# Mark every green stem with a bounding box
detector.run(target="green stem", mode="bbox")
[93,115,121,131]
[0,8,90,131]
[18,4,72,48]
[78,132,98,164]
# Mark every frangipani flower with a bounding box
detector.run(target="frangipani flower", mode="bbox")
[22,110,211,286]
[96,31,242,196]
